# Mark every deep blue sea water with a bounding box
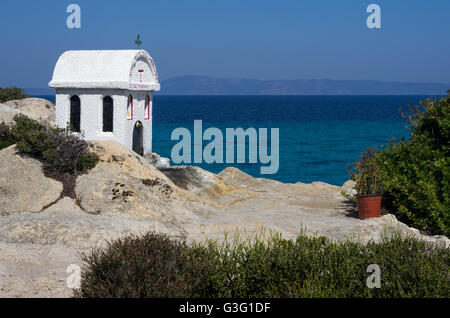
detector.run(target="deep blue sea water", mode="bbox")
[35,95,443,186]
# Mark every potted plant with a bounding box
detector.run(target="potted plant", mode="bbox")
[348,147,383,219]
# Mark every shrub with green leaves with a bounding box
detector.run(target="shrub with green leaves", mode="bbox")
[75,232,214,298]
[76,231,450,298]
[0,114,99,174]
[0,86,29,103]
[0,122,16,150]
[377,92,450,236]
[348,147,383,195]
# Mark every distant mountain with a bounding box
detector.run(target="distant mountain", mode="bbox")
[24,77,449,96]
[160,76,449,95]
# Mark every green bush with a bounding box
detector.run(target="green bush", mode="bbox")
[75,232,214,298]
[0,114,99,174]
[76,231,450,298]
[0,122,16,150]
[377,93,450,236]
[0,86,29,103]
[76,152,100,171]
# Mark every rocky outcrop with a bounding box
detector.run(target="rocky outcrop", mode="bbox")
[193,167,449,247]
[0,145,63,215]
[0,103,19,124]
[341,180,357,199]
[146,153,171,169]
[0,197,184,249]
[75,141,211,224]
[0,141,448,297]
[160,165,256,206]
[326,213,450,247]
[0,98,55,125]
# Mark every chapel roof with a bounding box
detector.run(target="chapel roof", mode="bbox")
[49,50,160,91]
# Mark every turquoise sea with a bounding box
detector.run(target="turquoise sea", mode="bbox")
[36,95,444,186]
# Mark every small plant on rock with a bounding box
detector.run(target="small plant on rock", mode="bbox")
[348,147,383,196]
[348,147,384,219]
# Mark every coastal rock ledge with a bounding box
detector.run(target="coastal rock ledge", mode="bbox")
[0,98,55,125]
[0,141,448,297]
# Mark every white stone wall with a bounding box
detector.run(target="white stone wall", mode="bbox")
[55,89,153,156]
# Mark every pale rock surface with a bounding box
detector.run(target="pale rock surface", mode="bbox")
[0,142,448,298]
[159,165,257,206]
[0,145,63,215]
[146,153,171,169]
[75,141,213,223]
[0,197,184,248]
[0,98,55,125]
[163,167,449,248]
[0,103,20,124]
[341,180,357,199]
[0,197,184,298]
[0,242,81,298]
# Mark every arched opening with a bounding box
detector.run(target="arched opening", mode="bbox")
[103,96,114,132]
[69,95,81,132]
[144,95,150,120]
[132,121,144,156]
[127,95,133,120]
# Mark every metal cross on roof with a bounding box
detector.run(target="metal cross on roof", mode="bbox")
[135,34,142,49]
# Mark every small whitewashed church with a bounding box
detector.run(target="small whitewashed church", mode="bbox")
[48,50,160,156]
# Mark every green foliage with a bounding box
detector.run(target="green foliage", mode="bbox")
[377,93,450,236]
[0,122,16,150]
[0,86,29,103]
[76,231,450,298]
[77,152,100,171]
[0,114,99,174]
[348,147,383,195]
[75,232,214,298]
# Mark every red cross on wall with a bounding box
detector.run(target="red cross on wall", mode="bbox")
[138,70,144,83]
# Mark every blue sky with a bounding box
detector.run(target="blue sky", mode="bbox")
[0,0,449,88]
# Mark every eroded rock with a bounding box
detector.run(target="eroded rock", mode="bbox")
[75,141,210,224]
[160,166,256,206]
[0,146,62,214]
[341,180,357,199]
[0,141,448,298]
[0,98,55,125]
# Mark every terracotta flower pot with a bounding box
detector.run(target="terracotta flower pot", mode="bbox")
[356,194,382,219]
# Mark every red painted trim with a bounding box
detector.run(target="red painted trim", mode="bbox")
[129,51,159,83]
[128,95,133,120]
[145,95,150,120]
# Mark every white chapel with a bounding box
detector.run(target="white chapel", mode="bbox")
[48,50,160,156]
